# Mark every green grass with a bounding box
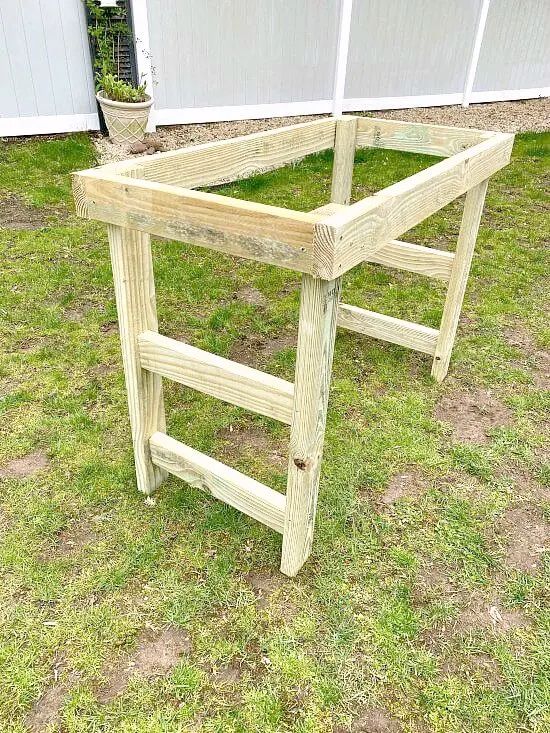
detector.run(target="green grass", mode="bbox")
[0,129,549,732]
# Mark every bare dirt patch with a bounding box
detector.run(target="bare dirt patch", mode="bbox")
[0,193,48,230]
[422,594,530,650]
[218,423,287,470]
[229,331,296,369]
[413,562,460,605]
[98,625,192,703]
[504,325,550,389]
[379,468,427,506]
[25,656,78,733]
[442,652,502,687]
[347,707,402,733]
[496,505,549,573]
[50,518,98,559]
[233,286,267,308]
[244,570,287,609]
[26,684,67,732]
[211,661,242,685]
[434,389,512,444]
[0,450,50,479]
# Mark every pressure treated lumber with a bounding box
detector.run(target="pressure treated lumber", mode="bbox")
[338,304,439,355]
[368,240,455,281]
[432,179,489,381]
[107,224,166,494]
[281,275,342,576]
[331,117,357,205]
[311,205,454,281]
[356,117,493,157]
[313,132,513,279]
[149,432,286,533]
[87,117,337,188]
[74,171,317,274]
[138,330,294,424]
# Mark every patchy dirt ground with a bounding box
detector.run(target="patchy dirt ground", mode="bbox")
[93,98,549,165]
[97,626,192,703]
[229,331,296,369]
[343,706,402,733]
[379,467,428,505]
[434,389,513,444]
[244,570,287,609]
[25,656,78,733]
[0,194,49,230]
[217,423,288,470]
[0,450,50,479]
[496,505,549,573]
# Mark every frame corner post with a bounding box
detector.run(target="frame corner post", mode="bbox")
[331,116,358,205]
[280,274,342,576]
[431,178,489,382]
[107,223,167,494]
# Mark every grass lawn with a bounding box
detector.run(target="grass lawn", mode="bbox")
[0,129,548,733]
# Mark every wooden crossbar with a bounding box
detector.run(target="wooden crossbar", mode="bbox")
[149,432,286,533]
[312,203,455,281]
[355,117,494,157]
[314,132,514,278]
[338,304,439,355]
[368,240,455,281]
[138,330,294,424]
[80,118,337,188]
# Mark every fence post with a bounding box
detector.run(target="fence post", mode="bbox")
[129,0,156,131]
[332,0,354,116]
[463,0,491,108]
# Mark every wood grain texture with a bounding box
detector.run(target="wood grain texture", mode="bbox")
[330,117,357,205]
[368,239,455,281]
[338,304,439,355]
[432,179,489,381]
[93,118,337,188]
[314,132,513,278]
[281,275,341,576]
[149,432,286,533]
[74,171,316,274]
[356,117,493,157]
[107,225,167,494]
[138,330,294,424]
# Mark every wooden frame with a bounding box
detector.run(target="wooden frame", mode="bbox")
[74,116,513,575]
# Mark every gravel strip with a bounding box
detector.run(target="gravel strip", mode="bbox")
[93,98,549,165]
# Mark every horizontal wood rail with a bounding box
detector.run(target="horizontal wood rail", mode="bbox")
[338,304,439,355]
[111,118,337,188]
[314,131,513,278]
[138,331,294,424]
[149,432,286,533]
[311,203,454,281]
[367,239,454,281]
[355,117,493,157]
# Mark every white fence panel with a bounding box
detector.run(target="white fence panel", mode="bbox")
[0,0,98,136]
[344,0,481,108]
[473,0,550,96]
[145,0,341,124]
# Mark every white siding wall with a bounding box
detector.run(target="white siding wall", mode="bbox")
[1,0,548,136]
[474,0,550,93]
[146,0,340,111]
[0,0,98,135]
[345,0,480,99]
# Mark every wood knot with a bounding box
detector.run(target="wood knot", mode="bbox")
[293,457,309,471]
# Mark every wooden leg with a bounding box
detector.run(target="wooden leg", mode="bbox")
[432,179,489,382]
[280,274,341,576]
[331,116,357,205]
[108,224,167,494]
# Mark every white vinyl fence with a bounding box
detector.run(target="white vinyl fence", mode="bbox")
[1,0,549,137]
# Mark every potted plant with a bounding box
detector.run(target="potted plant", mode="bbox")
[96,72,152,146]
[86,0,153,146]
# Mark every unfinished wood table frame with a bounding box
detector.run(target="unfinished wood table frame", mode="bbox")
[73,116,513,576]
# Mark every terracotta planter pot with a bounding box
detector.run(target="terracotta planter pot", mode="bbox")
[96,91,153,146]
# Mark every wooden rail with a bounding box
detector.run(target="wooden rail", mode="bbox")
[149,432,286,533]
[138,331,294,424]
[338,304,439,355]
